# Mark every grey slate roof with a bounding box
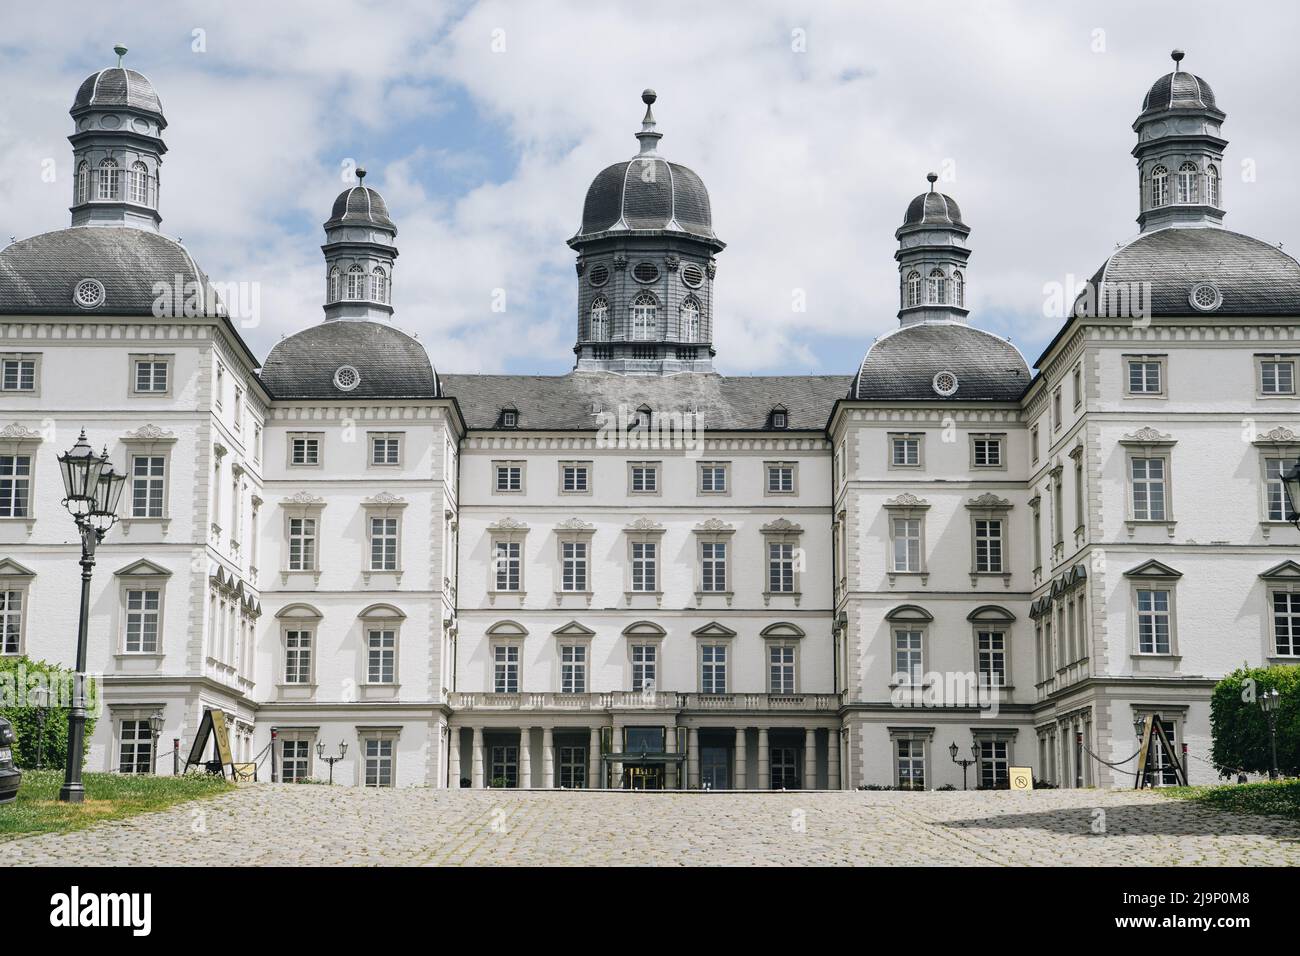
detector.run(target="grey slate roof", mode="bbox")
[1142,70,1217,114]
[853,322,1029,401]
[903,191,964,227]
[1074,228,1300,318]
[260,321,436,400]
[72,68,165,119]
[326,185,396,231]
[439,371,851,430]
[0,227,218,316]
[576,159,714,240]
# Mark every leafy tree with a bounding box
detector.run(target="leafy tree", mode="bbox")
[1210,665,1299,777]
[0,655,99,769]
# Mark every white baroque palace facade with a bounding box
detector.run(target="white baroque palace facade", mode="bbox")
[0,52,1297,790]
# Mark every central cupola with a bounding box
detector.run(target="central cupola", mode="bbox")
[895,172,971,327]
[568,90,725,374]
[321,167,398,322]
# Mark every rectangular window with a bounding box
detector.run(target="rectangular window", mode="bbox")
[288,517,317,571]
[131,455,165,518]
[118,720,153,774]
[561,463,589,493]
[631,643,657,691]
[977,630,1006,687]
[1261,359,1296,395]
[979,740,1009,788]
[124,588,160,653]
[558,746,586,789]
[768,542,795,593]
[367,629,396,683]
[133,358,169,393]
[1031,425,1040,464]
[290,436,320,466]
[700,644,727,694]
[369,516,399,571]
[364,738,394,787]
[1273,591,1300,657]
[494,540,521,591]
[0,356,36,392]
[370,435,401,465]
[1127,358,1163,395]
[489,745,519,788]
[0,455,31,518]
[894,629,923,686]
[0,589,23,655]
[493,645,519,693]
[1072,365,1083,408]
[1136,589,1172,654]
[766,463,795,494]
[561,541,588,592]
[1265,457,1299,522]
[630,463,658,493]
[631,541,657,592]
[896,738,925,790]
[701,541,727,592]
[769,644,795,694]
[560,644,587,694]
[891,435,920,467]
[892,517,921,572]
[284,630,312,683]
[699,462,728,494]
[1130,457,1167,520]
[282,739,310,782]
[974,519,1003,573]
[1052,387,1063,430]
[494,462,522,492]
[972,436,1003,468]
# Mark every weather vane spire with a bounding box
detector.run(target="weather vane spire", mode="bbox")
[635,88,662,157]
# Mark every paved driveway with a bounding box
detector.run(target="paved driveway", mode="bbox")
[6,786,1298,866]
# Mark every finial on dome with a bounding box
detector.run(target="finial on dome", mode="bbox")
[114,43,128,68]
[1171,49,1184,71]
[356,166,367,184]
[926,171,938,192]
[635,88,662,157]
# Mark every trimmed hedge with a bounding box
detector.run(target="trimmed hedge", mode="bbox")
[1209,665,1299,777]
[0,655,99,769]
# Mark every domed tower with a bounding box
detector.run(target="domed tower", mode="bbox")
[68,44,167,231]
[895,173,971,327]
[321,167,398,322]
[568,90,725,375]
[1134,50,1226,232]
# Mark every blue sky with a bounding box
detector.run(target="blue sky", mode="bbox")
[1,0,1297,377]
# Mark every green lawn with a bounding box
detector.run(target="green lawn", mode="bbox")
[1161,779,1300,822]
[0,769,234,838]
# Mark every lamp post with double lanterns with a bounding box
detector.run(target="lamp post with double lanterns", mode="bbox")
[317,740,347,784]
[949,741,980,790]
[55,430,126,803]
[1259,688,1281,781]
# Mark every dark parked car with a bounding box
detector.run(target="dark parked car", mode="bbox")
[0,717,20,804]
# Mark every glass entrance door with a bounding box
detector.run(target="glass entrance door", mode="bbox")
[770,746,800,789]
[700,746,729,790]
[623,764,663,790]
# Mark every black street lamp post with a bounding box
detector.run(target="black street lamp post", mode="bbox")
[317,741,347,784]
[32,684,49,770]
[56,430,126,803]
[1259,688,1281,781]
[949,741,980,790]
[149,712,165,775]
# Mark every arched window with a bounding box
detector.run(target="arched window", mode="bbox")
[128,161,150,205]
[346,265,365,300]
[905,271,921,308]
[1207,164,1220,207]
[589,296,609,341]
[75,161,89,205]
[1177,162,1199,204]
[1151,165,1169,207]
[631,292,657,341]
[953,271,965,307]
[371,267,388,303]
[926,269,946,305]
[97,158,119,201]
[680,298,701,342]
[327,267,341,303]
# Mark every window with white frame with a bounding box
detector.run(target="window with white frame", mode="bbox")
[894,629,923,686]
[905,271,921,308]
[489,745,518,787]
[128,161,150,204]
[560,644,587,693]
[130,455,165,518]
[589,297,610,341]
[494,462,523,492]
[0,455,31,518]
[494,540,521,591]
[1072,365,1083,408]
[1260,357,1297,395]
[631,643,657,691]
[0,355,36,392]
[76,161,89,204]
[370,267,388,304]
[680,298,701,342]
[978,739,1009,788]
[1176,162,1199,204]
[118,719,153,774]
[977,629,1006,687]
[346,265,365,300]
[558,746,586,788]
[493,644,520,693]
[631,292,657,340]
[629,462,658,494]
[1151,164,1169,207]
[892,517,922,573]
[367,628,396,683]
[1136,588,1172,654]
[369,516,399,571]
[766,462,796,494]
[133,356,169,394]
[370,433,402,466]
[288,517,317,571]
[698,461,728,494]
[561,540,588,592]
[700,643,727,693]
[926,269,946,304]
[631,541,657,592]
[284,629,313,683]
[1126,357,1164,395]
[953,270,965,307]
[700,541,727,592]
[1130,457,1167,521]
[1265,457,1299,522]
[896,737,925,790]
[289,434,321,466]
[768,542,795,593]
[0,589,23,655]
[281,738,311,782]
[974,519,1004,573]
[561,462,590,493]
[891,434,921,467]
[768,644,795,694]
[972,435,1003,468]
[364,738,394,787]
[1207,164,1220,206]
[123,588,161,653]
[1272,591,1300,657]
[97,157,119,200]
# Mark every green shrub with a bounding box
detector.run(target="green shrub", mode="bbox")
[1210,665,1300,777]
[0,656,99,769]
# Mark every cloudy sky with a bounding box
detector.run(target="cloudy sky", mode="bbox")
[1,0,1296,376]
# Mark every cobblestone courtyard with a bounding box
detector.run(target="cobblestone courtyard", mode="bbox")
[6,785,1299,866]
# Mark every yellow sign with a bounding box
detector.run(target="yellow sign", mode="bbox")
[210,709,234,767]
[232,762,257,782]
[1009,767,1034,791]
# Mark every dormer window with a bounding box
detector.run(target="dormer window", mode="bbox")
[926,269,946,305]
[769,406,789,429]
[1176,162,1199,204]
[1151,165,1169,207]
[905,271,921,308]
[498,406,519,428]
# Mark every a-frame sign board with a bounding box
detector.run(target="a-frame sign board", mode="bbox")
[1133,713,1187,788]
[183,708,235,780]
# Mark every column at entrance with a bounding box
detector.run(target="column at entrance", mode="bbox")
[757,728,770,791]
[448,726,461,788]
[828,727,841,790]
[520,727,532,789]
[804,728,817,790]
[665,723,677,789]
[687,727,700,790]
[542,727,555,788]
[471,726,485,788]
[588,726,601,789]
[734,727,747,790]
[610,724,622,788]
